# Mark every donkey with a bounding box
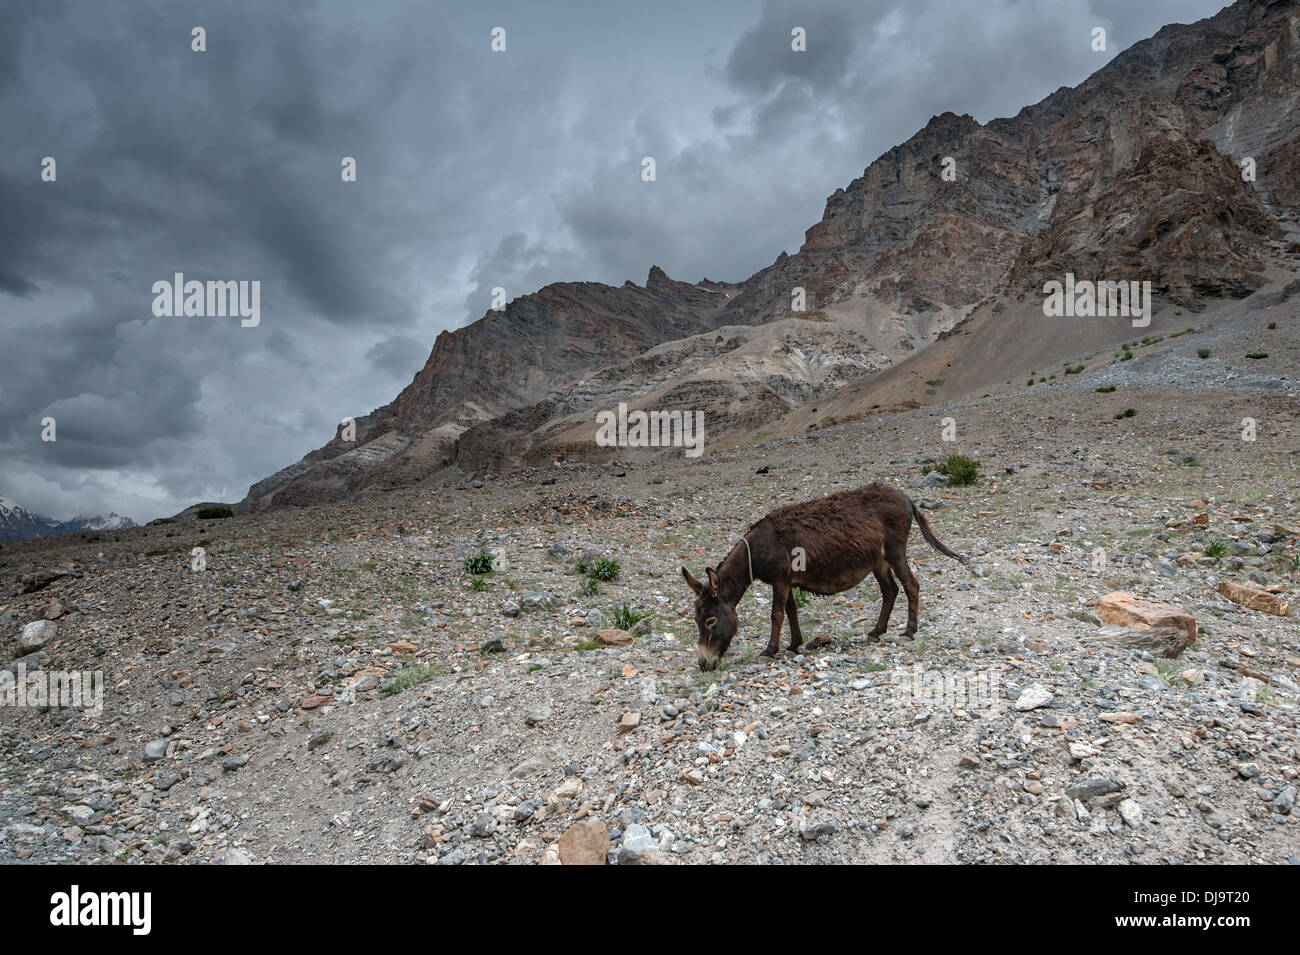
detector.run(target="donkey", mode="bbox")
[681,482,966,670]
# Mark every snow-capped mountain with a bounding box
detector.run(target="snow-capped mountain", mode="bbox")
[0,496,138,542]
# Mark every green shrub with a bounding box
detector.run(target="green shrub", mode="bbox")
[611,604,648,630]
[1245,352,1268,360]
[1197,348,1211,359]
[380,664,444,698]
[1113,408,1136,419]
[931,454,980,487]
[586,557,620,581]
[1095,385,1116,393]
[463,552,496,575]
[196,506,233,520]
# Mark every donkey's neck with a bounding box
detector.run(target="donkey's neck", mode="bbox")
[716,538,754,605]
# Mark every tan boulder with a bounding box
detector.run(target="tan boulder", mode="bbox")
[1094,592,1197,645]
[1217,581,1289,616]
[557,818,609,865]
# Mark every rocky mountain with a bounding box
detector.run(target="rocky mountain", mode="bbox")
[0,497,138,542]
[237,0,1300,512]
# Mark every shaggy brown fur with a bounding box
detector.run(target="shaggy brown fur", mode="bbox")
[681,482,966,670]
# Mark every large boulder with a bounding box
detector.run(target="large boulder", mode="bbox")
[1094,592,1196,645]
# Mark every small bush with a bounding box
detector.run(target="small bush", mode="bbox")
[380,664,444,698]
[197,506,233,520]
[1204,540,1228,559]
[611,604,648,630]
[793,588,811,608]
[1095,385,1116,393]
[1064,364,1085,375]
[463,552,496,575]
[1267,322,1277,329]
[1113,408,1136,419]
[586,557,620,581]
[1245,352,1268,360]
[1197,348,1211,359]
[931,453,980,487]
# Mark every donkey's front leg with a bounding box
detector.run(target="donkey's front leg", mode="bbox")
[764,582,790,657]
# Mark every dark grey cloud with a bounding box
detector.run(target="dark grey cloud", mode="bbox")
[0,0,1228,521]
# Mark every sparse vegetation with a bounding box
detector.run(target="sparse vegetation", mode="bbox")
[1113,408,1136,419]
[930,453,980,487]
[576,556,620,582]
[379,663,444,697]
[1095,385,1116,393]
[1197,348,1212,359]
[197,506,233,520]
[611,604,649,630]
[463,552,496,575]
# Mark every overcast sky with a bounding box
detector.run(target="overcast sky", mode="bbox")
[0,0,1229,523]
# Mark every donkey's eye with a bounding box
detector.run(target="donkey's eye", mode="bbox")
[704,616,718,632]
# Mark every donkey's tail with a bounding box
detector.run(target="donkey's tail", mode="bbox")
[907,496,968,564]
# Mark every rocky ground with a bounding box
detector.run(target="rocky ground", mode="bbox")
[2,326,1299,864]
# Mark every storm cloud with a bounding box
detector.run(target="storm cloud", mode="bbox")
[0,0,1226,521]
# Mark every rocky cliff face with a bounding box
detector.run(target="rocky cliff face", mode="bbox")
[237,0,1300,511]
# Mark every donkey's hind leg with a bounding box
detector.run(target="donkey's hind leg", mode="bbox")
[784,592,803,653]
[886,545,921,637]
[866,563,898,641]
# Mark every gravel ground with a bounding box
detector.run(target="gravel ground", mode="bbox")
[2,375,1298,865]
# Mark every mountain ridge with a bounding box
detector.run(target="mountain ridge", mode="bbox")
[231,0,1300,513]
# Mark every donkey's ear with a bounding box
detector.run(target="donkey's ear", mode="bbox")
[705,567,720,596]
[681,566,705,596]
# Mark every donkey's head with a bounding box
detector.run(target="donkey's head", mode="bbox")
[681,566,739,670]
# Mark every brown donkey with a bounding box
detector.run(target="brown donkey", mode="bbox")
[681,482,966,670]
